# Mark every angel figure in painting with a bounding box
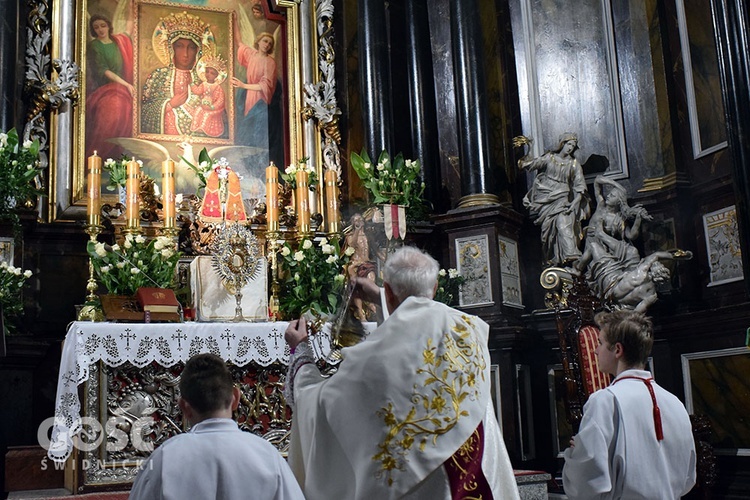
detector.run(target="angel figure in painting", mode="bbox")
[85,0,135,160]
[231,9,284,171]
[516,133,591,267]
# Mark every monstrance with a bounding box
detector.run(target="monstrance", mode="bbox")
[210,223,263,321]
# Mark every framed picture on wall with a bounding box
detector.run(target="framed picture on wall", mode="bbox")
[0,237,14,265]
[702,206,744,287]
[455,234,493,307]
[43,0,316,222]
[682,347,750,455]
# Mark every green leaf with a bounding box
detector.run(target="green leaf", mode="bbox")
[197,147,212,165]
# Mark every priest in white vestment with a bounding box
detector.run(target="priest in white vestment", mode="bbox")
[563,310,696,499]
[129,353,304,500]
[284,246,520,500]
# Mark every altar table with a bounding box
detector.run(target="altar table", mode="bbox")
[49,321,335,491]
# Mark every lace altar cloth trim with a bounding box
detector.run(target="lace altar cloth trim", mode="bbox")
[49,321,316,463]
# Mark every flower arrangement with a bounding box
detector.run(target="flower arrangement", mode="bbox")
[433,268,465,306]
[278,236,354,319]
[102,157,130,192]
[350,149,425,212]
[280,158,318,190]
[0,128,42,228]
[181,147,214,195]
[87,234,181,296]
[0,260,32,334]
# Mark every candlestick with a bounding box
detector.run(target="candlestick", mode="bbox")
[265,162,279,231]
[162,159,176,229]
[87,151,102,226]
[324,169,340,234]
[126,157,140,231]
[295,168,310,236]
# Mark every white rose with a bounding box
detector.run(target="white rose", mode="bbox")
[105,158,116,167]
[294,251,305,262]
[294,273,300,281]
[161,249,174,259]
[326,255,337,264]
[131,268,141,275]
[376,163,385,171]
[135,235,146,244]
[23,270,32,278]
[344,246,355,257]
[12,267,21,276]
[111,244,120,252]
[22,140,33,149]
[94,242,108,257]
[116,262,126,269]
[154,239,165,250]
[101,265,111,273]
[318,237,328,247]
[280,246,291,257]
[285,165,297,175]
[334,274,345,284]
[448,269,459,279]
[302,239,313,250]
[364,162,371,170]
[321,244,334,255]
[0,133,7,147]
[124,240,132,249]
[438,269,446,277]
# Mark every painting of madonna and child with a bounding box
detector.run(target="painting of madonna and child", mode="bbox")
[84,0,285,201]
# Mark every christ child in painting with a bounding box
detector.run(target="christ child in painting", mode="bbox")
[190,54,228,138]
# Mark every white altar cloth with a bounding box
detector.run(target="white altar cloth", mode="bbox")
[49,321,300,464]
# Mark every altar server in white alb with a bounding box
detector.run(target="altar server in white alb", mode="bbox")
[563,310,697,499]
[284,245,520,500]
[129,353,304,500]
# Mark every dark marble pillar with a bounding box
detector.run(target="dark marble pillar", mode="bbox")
[0,0,18,131]
[358,0,393,160]
[404,0,441,210]
[450,0,499,208]
[711,0,750,298]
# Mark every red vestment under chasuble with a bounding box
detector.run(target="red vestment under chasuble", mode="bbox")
[285,297,520,500]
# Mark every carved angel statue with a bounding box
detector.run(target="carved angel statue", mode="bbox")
[576,175,692,312]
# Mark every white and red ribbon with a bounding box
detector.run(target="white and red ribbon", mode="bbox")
[383,204,406,240]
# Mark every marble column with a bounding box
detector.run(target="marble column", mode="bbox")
[710,0,750,297]
[0,0,18,131]
[405,0,440,209]
[450,0,499,207]
[358,0,393,159]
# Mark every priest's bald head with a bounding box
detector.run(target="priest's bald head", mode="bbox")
[178,353,241,425]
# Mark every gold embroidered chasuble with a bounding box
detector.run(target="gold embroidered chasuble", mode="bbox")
[287,297,519,499]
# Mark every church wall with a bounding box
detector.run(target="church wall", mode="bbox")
[0,0,749,495]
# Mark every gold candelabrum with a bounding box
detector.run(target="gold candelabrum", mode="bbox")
[77,223,106,322]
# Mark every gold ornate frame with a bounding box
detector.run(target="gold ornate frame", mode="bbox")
[26,0,341,224]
